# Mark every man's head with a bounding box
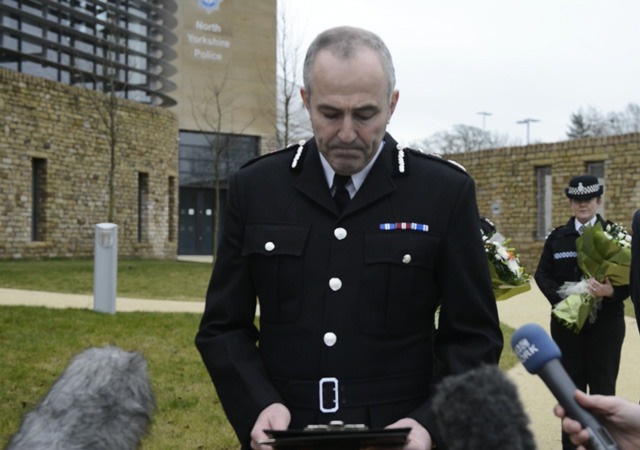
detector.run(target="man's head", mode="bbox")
[565,175,603,224]
[301,26,399,176]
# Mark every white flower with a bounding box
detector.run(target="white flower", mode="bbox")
[604,222,632,249]
[496,244,510,260]
[507,258,520,276]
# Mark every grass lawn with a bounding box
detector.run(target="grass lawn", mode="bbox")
[0,258,518,449]
[0,306,238,449]
[0,258,212,301]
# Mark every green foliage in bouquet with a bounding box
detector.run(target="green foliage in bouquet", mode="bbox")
[553,221,632,333]
[577,222,631,284]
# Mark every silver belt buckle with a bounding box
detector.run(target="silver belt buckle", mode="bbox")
[319,377,339,413]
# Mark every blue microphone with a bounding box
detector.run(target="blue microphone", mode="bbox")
[511,323,619,450]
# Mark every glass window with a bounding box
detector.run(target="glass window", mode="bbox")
[21,22,42,39]
[2,15,18,28]
[587,161,605,215]
[179,131,259,188]
[0,61,18,70]
[138,172,149,243]
[0,1,176,105]
[21,39,42,55]
[536,166,552,240]
[168,176,176,242]
[22,3,43,17]
[32,158,47,242]
[1,34,18,51]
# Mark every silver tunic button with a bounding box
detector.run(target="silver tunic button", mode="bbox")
[402,254,412,264]
[329,278,342,291]
[324,332,337,347]
[265,242,275,252]
[334,227,347,240]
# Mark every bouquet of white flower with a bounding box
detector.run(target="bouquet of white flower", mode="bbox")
[435,223,531,329]
[553,221,632,333]
[482,229,531,301]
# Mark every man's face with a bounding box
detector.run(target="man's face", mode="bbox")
[301,48,399,176]
[570,197,600,224]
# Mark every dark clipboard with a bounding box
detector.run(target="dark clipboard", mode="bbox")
[259,427,410,449]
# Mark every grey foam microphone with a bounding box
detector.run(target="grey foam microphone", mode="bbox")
[6,346,155,450]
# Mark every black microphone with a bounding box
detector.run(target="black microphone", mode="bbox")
[511,323,619,450]
[432,364,536,450]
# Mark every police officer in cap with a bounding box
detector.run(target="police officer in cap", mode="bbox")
[535,174,630,450]
[195,25,502,450]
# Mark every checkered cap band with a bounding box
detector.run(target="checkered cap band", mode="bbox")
[566,183,601,196]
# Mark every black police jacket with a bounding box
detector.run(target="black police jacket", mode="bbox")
[195,133,503,448]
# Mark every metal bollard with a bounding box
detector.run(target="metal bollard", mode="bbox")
[94,223,118,314]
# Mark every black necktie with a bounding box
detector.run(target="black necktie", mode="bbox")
[333,174,351,212]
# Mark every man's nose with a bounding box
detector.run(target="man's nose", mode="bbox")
[337,116,357,142]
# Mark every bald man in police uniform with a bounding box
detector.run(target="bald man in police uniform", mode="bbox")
[196,26,503,450]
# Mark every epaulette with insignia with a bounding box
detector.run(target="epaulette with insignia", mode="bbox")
[546,225,567,240]
[289,140,308,172]
[393,144,408,176]
[240,141,302,170]
[401,147,470,176]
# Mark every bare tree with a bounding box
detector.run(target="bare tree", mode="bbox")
[259,1,311,149]
[566,103,640,139]
[190,69,260,257]
[276,3,311,147]
[566,112,592,139]
[566,106,609,139]
[415,124,513,154]
[69,11,132,223]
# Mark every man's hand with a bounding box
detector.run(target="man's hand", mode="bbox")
[553,390,640,450]
[385,417,432,450]
[250,403,291,450]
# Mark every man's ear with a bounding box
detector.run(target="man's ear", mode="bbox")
[389,89,399,116]
[301,87,310,111]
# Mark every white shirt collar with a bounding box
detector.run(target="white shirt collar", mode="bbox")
[319,141,385,197]
[575,216,597,232]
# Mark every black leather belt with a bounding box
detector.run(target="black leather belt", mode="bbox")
[272,372,430,413]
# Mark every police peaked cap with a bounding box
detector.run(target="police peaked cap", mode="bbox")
[565,175,603,200]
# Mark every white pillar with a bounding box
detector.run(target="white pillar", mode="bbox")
[94,223,118,314]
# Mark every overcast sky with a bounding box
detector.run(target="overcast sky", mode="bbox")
[280,0,640,146]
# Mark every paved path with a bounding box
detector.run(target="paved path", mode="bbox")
[1,280,638,449]
[0,288,204,313]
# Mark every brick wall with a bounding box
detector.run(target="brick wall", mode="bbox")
[0,68,179,259]
[445,133,640,273]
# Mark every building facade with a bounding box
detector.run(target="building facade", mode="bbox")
[445,133,640,272]
[0,0,178,106]
[0,0,277,259]
[170,0,277,255]
[0,67,179,259]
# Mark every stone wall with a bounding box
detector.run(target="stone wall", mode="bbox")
[0,68,179,260]
[445,133,640,273]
